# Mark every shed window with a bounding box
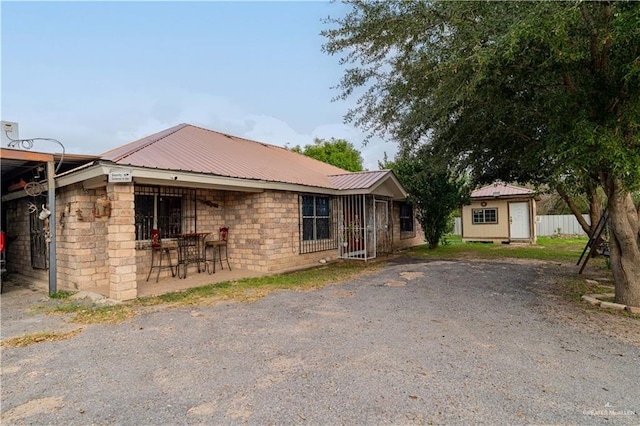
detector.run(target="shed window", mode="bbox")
[472,208,497,224]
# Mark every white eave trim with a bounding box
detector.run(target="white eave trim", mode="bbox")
[55,162,339,195]
[53,162,408,199]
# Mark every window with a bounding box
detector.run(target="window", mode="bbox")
[399,202,415,238]
[472,208,498,224]
[302,195,330,240]
[299,195,337,254]
[134,185,196,241]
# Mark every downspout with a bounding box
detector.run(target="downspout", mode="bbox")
[47,160,57,294]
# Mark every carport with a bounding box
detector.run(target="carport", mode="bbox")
[1,147,97,295]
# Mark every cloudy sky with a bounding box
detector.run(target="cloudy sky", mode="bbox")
[1,1,397,170]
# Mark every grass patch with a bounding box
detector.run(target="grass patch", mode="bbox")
[1,329,83,347]
[560,276,614,302]
[137,261,375,307]
[48,302,135,324]
[49,290,75,299]
[70,305,135,324]
[409,235,602,264]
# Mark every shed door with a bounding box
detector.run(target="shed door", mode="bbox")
[509,202,530,239]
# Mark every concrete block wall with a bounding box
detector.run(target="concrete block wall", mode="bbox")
[54,184,109,292]
[54,183,137,300]
[223,191,270,272]
[106,183,137,300]
[56,184,108,290]
[223,190,350,273]
[134,188,335,278]
[252,191,335,272]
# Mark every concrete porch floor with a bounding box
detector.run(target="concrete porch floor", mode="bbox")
[81,266,264,299]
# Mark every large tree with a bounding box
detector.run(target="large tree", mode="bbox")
[382,147,469,249]
[290,137,364,172]
[323,1,640,306]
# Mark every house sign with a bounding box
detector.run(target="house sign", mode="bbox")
[108,169,132,183]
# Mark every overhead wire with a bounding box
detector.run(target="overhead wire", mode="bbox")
[4,131,66,174]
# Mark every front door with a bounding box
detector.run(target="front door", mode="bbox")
[509,202,530,240]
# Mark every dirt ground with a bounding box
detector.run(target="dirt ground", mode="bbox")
[1,258,639,425]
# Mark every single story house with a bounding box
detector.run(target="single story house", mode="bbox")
[461,182,538,244]
[1,123,424,300]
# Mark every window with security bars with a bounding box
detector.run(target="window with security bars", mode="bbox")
[472,208,498,224]
[399,202,415,238]
[299,194,338,253]
[134,185,197,242]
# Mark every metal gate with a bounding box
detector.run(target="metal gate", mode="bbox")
[29,196,48,269]
[338,195,391,260]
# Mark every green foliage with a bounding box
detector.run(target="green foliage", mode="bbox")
[289,137,364,172]
[388,146,469,249]
[323,1,640,191]
[410,236,604,264]
[49,290,75,299]
[324,0,640,304]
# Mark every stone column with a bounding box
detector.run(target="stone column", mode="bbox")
[106,183,137,300]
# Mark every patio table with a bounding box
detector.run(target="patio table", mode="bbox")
[172,232,210,279]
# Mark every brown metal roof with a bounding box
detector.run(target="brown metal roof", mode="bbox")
[328,170,392,190]
[472,183,534,198]
[100,124,351,189]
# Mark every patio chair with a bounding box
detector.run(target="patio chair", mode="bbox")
[146,229,177,282]
[205,227,231,274]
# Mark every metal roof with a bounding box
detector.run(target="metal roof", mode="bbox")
[1,148,98,197]
[471,183,534,198]
[100,123,351,189]
[328,170,392,190]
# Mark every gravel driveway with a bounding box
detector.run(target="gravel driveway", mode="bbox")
[1,259,639,425]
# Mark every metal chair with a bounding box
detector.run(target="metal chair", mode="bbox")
[146,229,177,282]
[205,227,230,274]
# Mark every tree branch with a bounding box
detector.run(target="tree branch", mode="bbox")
[556,186,592,235]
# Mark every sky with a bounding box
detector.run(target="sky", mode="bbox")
[1,0,397,170]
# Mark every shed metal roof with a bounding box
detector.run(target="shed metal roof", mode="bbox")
[471,183,534,198]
